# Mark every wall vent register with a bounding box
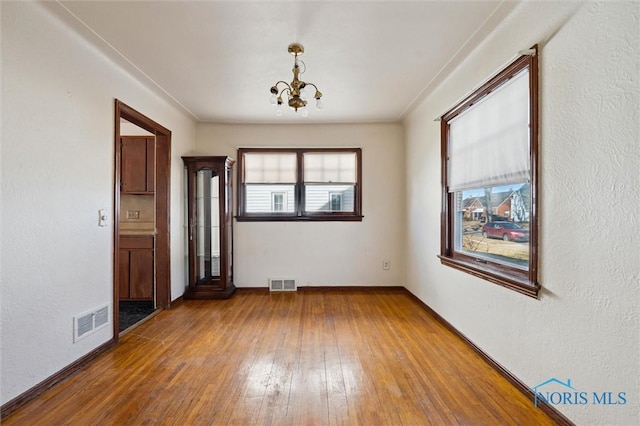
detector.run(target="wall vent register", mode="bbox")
[73,305,109,342]
[269,279,297,292]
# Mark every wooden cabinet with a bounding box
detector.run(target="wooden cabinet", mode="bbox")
[121,136,155,194]
[119,235,154,300]
[182,156,235,299]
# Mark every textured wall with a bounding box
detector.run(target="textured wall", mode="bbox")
[404,1,639,425]
[0,2,196,404]
[195,123,405,288]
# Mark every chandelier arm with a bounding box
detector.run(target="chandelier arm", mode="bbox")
[271,81,293,99]
[273,81,292,91]
[303,83,323,98]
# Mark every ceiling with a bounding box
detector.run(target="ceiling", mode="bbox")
[48,1,517,124]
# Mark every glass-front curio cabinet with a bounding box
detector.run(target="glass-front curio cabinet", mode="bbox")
[182,156,235,299]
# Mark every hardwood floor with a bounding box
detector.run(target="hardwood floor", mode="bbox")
[4,289,558,425]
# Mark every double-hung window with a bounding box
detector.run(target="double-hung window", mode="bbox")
[439,48,539,297]
[237,148,362,221]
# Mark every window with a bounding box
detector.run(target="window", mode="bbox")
[439,48,539,298]
[329,193,343,211]
[237,148,362,221]
[271,192,286,212]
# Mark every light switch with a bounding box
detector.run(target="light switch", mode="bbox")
[98,209,108,227]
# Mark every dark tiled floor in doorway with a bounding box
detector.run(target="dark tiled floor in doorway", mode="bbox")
[119,301,155,332]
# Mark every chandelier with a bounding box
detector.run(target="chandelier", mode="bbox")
[269,43,323,117]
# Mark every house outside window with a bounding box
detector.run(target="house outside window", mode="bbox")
[237,148,362,221]
[439,48,539,298]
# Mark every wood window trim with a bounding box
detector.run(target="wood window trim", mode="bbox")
[439,47,540,298]
[236,147,363,222]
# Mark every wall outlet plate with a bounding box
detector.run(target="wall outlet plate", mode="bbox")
[127,210,140,219]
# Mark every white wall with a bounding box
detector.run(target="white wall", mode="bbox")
[120,120,155,136]
[404,2,639,425]
[0,2,195,404]
[195,123,405,288]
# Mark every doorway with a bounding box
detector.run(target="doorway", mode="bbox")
[114,100,171,337]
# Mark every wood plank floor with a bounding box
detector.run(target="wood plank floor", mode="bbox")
[3,289,557,425]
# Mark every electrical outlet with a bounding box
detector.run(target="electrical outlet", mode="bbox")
[383,260,390,270]
[127,210,140,219]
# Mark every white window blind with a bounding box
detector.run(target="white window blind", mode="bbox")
[448,69,530,192]
[244,153,297,183]
[303,152,357,183]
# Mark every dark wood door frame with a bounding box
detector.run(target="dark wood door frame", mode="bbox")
[114,100,172,338]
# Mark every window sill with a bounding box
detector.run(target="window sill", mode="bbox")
[236,214,364,222]
[437,255,539,298]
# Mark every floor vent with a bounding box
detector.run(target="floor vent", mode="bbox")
[269,278,297,292]
[74,304,110,342]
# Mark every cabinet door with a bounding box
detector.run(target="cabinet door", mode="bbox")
[121,136,154,193]
[129,249,154,299]
[119,236,154,301]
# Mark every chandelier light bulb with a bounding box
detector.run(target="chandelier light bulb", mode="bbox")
[275,105,283,117]
[301,108,309,117]
[269,94,277,105]
[315,98,324,110]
